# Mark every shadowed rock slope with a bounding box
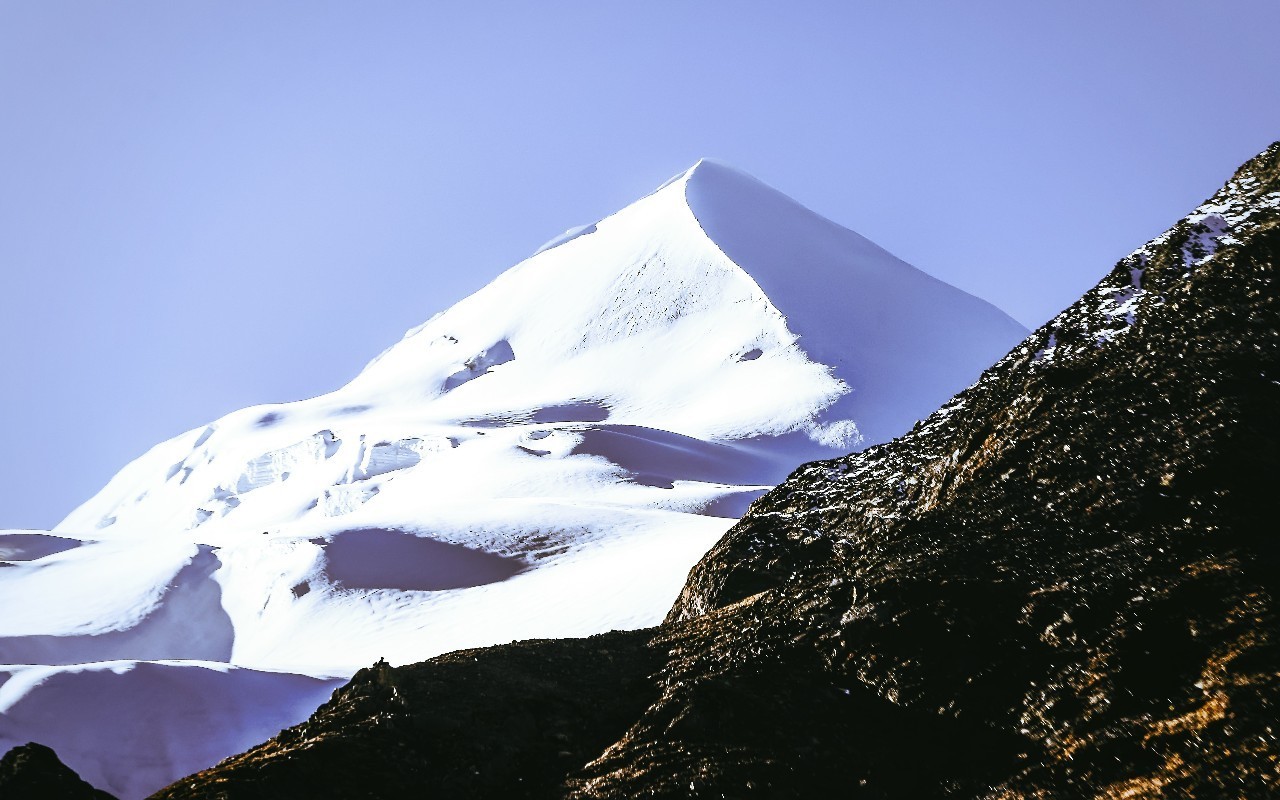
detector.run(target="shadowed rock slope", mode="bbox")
[0,742,117,800]
[153,142,1280,799]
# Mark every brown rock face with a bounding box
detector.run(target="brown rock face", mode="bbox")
[154,142,1280,799]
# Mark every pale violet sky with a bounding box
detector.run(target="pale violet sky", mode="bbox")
[3,1,1279,528]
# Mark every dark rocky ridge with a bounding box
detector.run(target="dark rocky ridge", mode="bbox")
[0,742,117,799]
[150,142,1280,798]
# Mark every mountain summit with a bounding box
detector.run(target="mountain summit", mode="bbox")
[346,157,1024,447]
[0,162,1024,798]
[153,142,1280,800]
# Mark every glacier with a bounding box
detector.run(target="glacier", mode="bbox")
[0,159,1026,798]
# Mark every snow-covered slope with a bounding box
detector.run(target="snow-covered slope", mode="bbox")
[1,160,1025,797]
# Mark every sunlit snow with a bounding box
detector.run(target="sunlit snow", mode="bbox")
[0,160,1025,797]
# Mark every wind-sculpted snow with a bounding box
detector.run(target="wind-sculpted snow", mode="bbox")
[231,429,341,495]
[0,545,232,666]
[442,339,516,391]
[534,223,598,256]
[570,425,793,488]
[684,160,1027,444]
[4,160,1025,797]
[0,661,342,800]
[320,528,526,591]
[0,531,81,561]
[344,435,450,482]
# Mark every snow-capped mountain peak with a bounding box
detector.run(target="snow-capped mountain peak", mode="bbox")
[345,158,849,444]
[3,161,1025,798]
[345,157,1024,445]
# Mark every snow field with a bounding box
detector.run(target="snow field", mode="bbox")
[3,160,1026,797]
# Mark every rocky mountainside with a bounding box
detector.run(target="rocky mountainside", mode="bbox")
[0,742,116,800]
[146,140,1280,798]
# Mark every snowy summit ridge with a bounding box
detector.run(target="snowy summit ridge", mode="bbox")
[1,160,1026,798]
[339,157,1022,448]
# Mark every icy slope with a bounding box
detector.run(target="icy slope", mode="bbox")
[1,160,1025,797]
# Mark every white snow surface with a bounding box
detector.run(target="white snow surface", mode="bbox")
[2,160,1025,797]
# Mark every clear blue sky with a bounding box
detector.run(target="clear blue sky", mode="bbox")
[3,1,1278,529]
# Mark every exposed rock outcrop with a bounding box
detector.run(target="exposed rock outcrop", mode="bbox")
[0,742,116,800]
